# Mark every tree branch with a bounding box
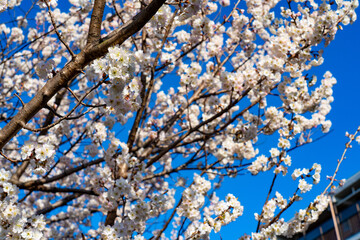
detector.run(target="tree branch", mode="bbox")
[14,158,104,188]
[35,193,82,215]
[26,185,98,195]
[87,0,107,44]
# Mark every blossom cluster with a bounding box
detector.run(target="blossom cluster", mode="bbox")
[281,194,329,238]
[0,169,46,239]
[254,191,287,224]
[246,194,329,240]
[88,121,107,144]
[99,177,175,239]
[292,163,322,193]
[180,192,243,240]
[92,45,142,119]
[20,141,55,175]
[0,0,23,13]
[177,174,211,221]
[248,149,292,176]
[37,0,58,8]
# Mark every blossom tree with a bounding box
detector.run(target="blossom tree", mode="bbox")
[0,0,358,239]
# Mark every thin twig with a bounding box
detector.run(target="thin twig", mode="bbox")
[14,93,25,107]
[322,126,360,194]
[45,1,75,58]
[0,151,21,163]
